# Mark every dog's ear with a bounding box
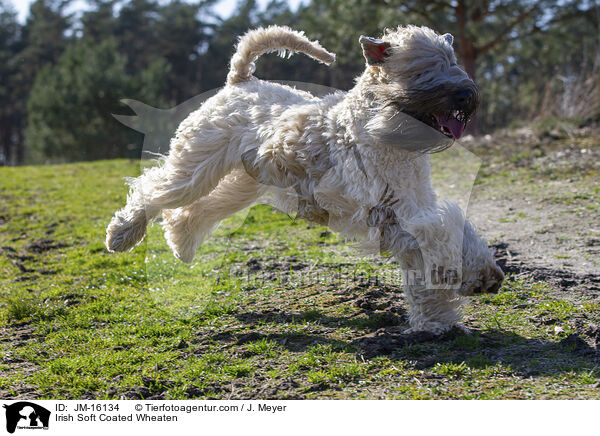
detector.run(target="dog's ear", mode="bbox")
[442,33,454,46]
[359,36,391,65]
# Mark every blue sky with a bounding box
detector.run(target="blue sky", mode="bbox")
[9,0,305,23]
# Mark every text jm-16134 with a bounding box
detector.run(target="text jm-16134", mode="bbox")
[72,404,120,412]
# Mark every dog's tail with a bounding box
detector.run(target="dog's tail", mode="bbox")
[226,25,336,86]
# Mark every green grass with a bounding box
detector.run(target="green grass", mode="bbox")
[1,152,599,400]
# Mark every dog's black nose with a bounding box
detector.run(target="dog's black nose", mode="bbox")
[454,89,474,108]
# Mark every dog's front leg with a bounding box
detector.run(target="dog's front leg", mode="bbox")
[385,221,465,334]
[395,202,503,333]
[368,192,467,334]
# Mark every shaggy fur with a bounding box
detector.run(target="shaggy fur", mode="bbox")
[106,25,504,333]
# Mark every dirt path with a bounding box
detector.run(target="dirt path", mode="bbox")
[461,129,600,289]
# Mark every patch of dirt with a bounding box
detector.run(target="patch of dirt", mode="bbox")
[184,383,223,399]
[353,327,461,359]
[254,380,305,400]
[1,246,33,262]
[0,322,45,400]
[238,256,312,282]
[11,275,39,283]
[493,242,600,293]
[121,387,152,399]
[1,245,59,279]
[26,239,68,253]
[464,133,600,280]
[470,197,599,279]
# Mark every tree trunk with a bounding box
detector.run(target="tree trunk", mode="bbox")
[16,124,24,164]
[454,1,480,132]
[462,46,480,133]
[1,120,11,165]
[461,45,477,81]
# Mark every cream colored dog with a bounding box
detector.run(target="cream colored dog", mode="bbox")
[106,25,504,333]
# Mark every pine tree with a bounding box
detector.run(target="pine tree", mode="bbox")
[25,38,168,163]
[0,1,22,165]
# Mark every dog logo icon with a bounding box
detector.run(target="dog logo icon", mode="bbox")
[2,402,50,434]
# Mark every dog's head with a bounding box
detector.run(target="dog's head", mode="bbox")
[360,26,478,140]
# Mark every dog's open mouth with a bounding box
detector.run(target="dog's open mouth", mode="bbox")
[431,112,467,139]
[392,84,479,141]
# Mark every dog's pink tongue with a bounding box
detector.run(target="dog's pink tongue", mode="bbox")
[436,114,466,139]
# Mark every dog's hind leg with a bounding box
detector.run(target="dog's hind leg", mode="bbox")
[162,169,266,263]
[106,130,240,253]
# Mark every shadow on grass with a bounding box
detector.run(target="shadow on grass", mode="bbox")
[234,307,407,330]
[352,327,600,378]
[208,309,600,378]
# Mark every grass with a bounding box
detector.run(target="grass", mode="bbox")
[1,131,599,399]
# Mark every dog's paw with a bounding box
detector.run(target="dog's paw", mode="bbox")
[105,211,147,252]
[405,321,456,336]
[405,322,470,337]
[460,263,504,296]
[484,263,504,293]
